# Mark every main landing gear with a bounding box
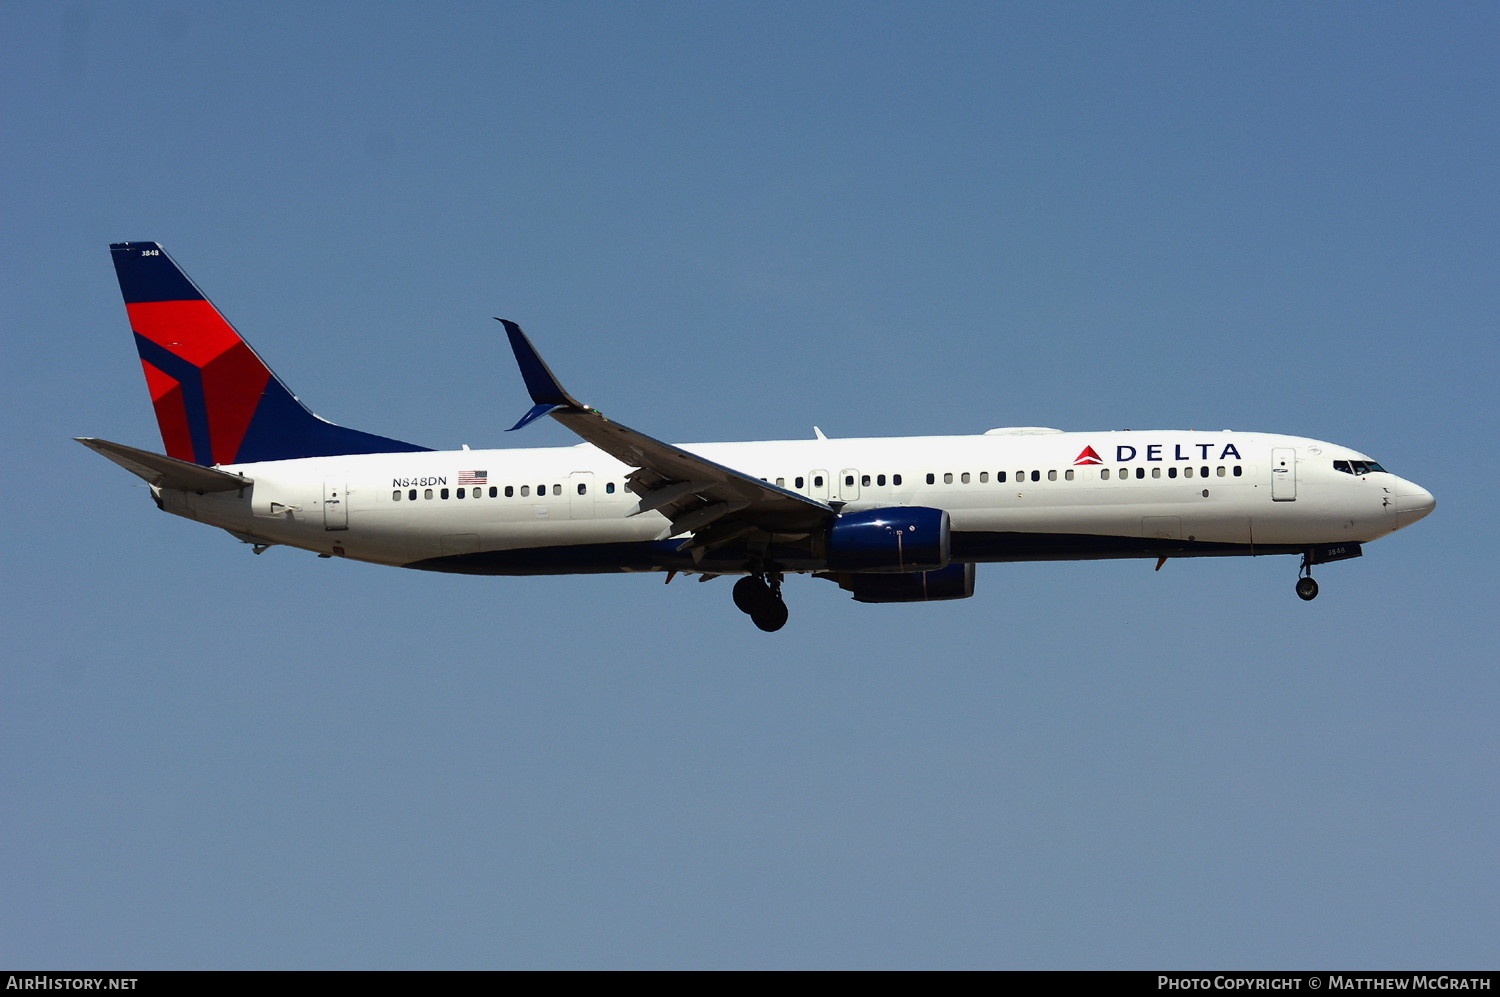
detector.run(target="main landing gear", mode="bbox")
[733,572,789,632]
[1296,553,1320,602]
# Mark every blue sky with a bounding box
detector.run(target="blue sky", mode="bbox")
[3,2,1496,969]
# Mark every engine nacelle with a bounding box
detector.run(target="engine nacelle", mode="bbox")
[832,563,977,603]
[826,506,950,573]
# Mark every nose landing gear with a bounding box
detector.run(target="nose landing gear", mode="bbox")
[733,572,789,632]
[1296,552,1320,601]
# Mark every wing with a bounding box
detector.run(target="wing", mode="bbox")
[499,320,835,556]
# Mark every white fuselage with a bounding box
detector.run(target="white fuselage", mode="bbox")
[157,428,1434,576]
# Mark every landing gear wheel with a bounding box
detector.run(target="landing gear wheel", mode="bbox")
[733,572,788,631]
[733,576,770,614]
[1296,576,1319,601]
[751,598,789,632]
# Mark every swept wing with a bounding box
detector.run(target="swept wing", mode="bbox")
[500,320,834,554]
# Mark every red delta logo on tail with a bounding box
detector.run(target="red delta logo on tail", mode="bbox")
[1073,445,1103,465]
[130,299,273,465]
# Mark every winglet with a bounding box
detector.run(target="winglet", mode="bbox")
[509,402,567,432]
[498,318,585,431]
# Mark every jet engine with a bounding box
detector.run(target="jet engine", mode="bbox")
[825,507,950,573]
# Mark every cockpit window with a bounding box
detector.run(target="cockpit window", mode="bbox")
[1334,459,1387,475]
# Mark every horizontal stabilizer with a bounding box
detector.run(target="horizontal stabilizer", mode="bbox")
[76,437,252,492]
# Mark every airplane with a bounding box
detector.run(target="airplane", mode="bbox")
[80,241,1436,631]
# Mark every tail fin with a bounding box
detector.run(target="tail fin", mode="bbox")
[110,242,429,466]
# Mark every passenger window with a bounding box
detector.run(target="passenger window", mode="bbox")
[441,488,450,499]
[489,486,498,497]
[944,473,953,484]
[1151,468,1161,479]
[892,474,902,486]
[861,474,871,487]
[1217,466,1226,477]
[1167,468,1176,479]
[877,474,886,486]
[926,473,936,485]
[505,485,514,497]
[979,472,989,483]
[1136,468,1145,479]
[577,483,587,495]
[553,484,561,496]
[606,482,616,494]
[795,476,805,489]
[392,490,401,501]
[776,477,785,487]
[409,489,417,501]
[424,488,433,500]
[845,475,855,487]
[520,485,530,497]
[1184,467,1193,478]
[1030,470,1040,483]
[1200,466,1209,478]
[997,471,1007,483]
[1101,469,1111,480]
[1047,470,1057,482]
[457,487,465,498]
[1233,466,1242,477]
[961,472,971,484]
[813,476,823,488]
[1065,469,1074,481]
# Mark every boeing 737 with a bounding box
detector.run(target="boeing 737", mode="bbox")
[80,242,1435,631]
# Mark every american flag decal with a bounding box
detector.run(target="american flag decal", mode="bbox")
[459,470,488,486]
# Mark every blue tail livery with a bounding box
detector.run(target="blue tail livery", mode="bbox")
[109,242,428,466]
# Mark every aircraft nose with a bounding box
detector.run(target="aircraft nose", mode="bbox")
[1394,479,1436,524]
